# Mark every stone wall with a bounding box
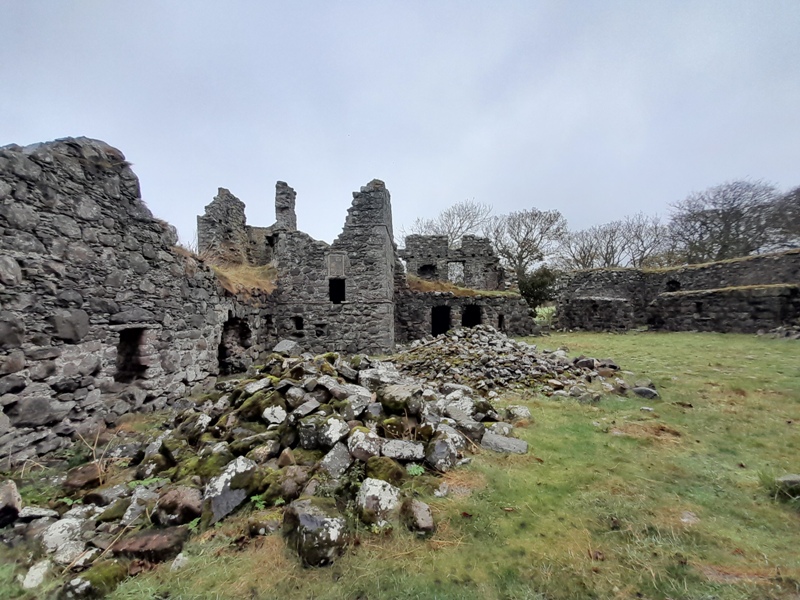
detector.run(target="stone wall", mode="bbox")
[395,290,535,342]
[401,234,505,290]
[0,138,274,467]
[556,250,800,332]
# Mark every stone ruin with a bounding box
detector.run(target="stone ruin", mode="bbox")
[0,137,535,467]
[400,233,505,290]
[555,250,800,333]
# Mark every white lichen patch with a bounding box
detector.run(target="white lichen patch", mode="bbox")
[356,478,401,518]
[262,405,287,425]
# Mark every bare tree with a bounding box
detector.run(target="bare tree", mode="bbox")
[668,179,779,263]
[483,208,567,280]
[555,221,628,270]
[769,186,800,250]
[555,228,601,270]
[621,213,670,268]
[405,199,493,247]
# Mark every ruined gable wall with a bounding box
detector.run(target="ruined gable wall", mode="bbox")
[556,250,800,331]
[400,234,504,290]
[268,180,396,355]
[0,138,273,467]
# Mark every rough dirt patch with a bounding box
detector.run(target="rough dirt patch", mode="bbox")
[610,422,682,442]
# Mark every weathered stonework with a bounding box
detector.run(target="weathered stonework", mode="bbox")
[197,180,534,354]
[401,234,505,290]
[556,250,800,332]
[0,136,535,466]
[0,138,273,467]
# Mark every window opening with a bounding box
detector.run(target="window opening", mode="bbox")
[418,264,437,279]
[329,278,346,304]
[115,328,147,383]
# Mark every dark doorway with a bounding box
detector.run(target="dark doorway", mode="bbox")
[461,305,482,328]
[115,328,147,383]
[418,264,437,279]
[329,278,345,304]
[498,314,506,332]
[218,317,252,375]
[431,306,451,336]
[666,279,681,292]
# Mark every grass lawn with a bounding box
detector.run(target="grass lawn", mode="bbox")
[5,332,799,599]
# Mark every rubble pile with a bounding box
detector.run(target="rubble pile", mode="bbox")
[1,338,535,597]
[394,325,623,396]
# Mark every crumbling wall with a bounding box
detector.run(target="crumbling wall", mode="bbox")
[0,138,273,467]
[196,188,250,263]
[268,180,397,355]
[556,250,800,332]
[401,234,505,290]
[395,290,535,342]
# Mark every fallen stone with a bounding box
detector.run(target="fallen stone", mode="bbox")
[17,506,59,522]
[401,498,435,535]
[0,479,22,526]
[63,462,102,492]
[381,439,425,462]
[356,478,401,525]
[203,456,257,524]
[283,498,348,567]
[481,431,528,454]
[632,386,660,400]
[39,517,86,565]
[121,486,159,526]
[775,474,800,497]
[347,428,383,462]
[154,486,203,526]
[319,442,353,478]
[112,527,188,562]
[273,339,302,357]
[22,559,52,590]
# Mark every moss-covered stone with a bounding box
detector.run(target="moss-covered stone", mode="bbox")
[366,456,406,486]
[73,559,128,597]
[380,416,406,439]
[170,450,233,482]
[97,498,132,523]
[230,431,279,456]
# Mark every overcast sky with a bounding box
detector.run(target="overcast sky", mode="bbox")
[2,1,798,246]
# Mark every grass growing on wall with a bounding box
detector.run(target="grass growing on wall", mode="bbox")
[406,274,519,297]
[101,332,800,600]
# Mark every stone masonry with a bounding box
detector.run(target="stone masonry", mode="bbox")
[555,250,800,332]
[0,136,535,466]
[401,234,505,291]
[0,138,274,467]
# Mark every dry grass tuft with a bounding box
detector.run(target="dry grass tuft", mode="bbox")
[406,274,518,297]
[212,263,277,297]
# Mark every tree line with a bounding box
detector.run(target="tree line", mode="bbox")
[402,179,800,307]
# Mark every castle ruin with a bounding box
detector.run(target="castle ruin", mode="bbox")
[0,137,534,466]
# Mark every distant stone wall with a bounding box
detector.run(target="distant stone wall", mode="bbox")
[0,138,273,467]
[649,284,800,333]
[401,234,505,290]
[395,290,535,342]
[556,250,800,332]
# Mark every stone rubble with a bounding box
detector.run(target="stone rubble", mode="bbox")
[0,331,650,596]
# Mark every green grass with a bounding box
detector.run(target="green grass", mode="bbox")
[107,332,800,600]
[5,332,799,599]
